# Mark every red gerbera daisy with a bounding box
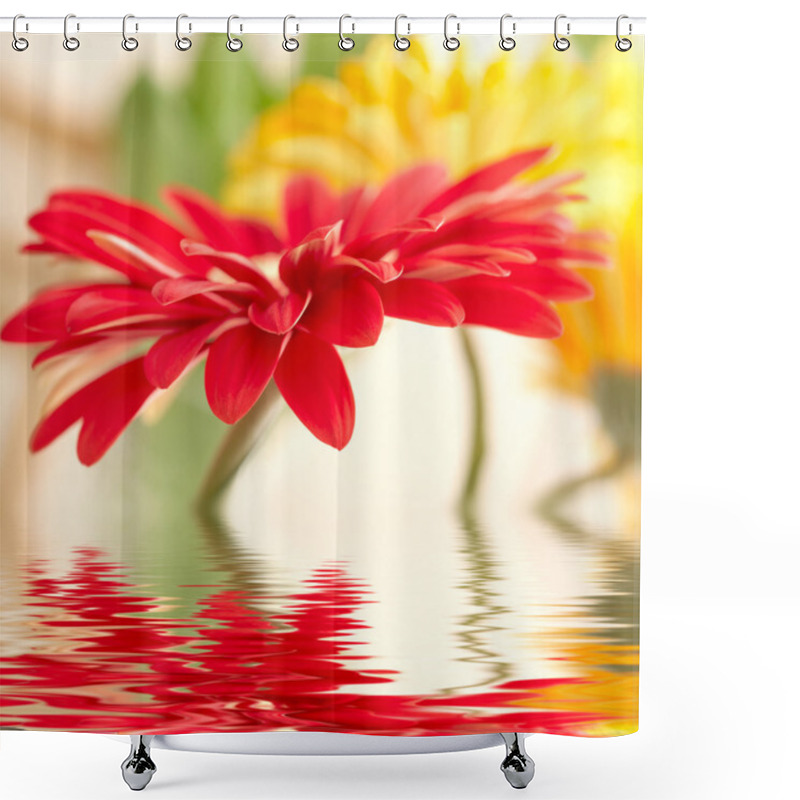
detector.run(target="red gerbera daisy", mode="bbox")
[0,148,605,465]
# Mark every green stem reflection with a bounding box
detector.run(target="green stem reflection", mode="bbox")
[447,328,513,692]
[536,446,633,545]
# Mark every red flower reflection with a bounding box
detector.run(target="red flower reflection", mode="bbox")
[0,550,609,735]
[1,149,605,463]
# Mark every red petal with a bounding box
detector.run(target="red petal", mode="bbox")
[1,285,88,342]
[507,262,594,301]
[449,277,563,338]
[330,255,403,283]
[86,231,184,281]
[522,243,610,265]
[22,241,62,254]
[278,225,340,293]
[180,240,280,300]
[379,280,465,327]
[248,292,311,335]
[343,216,442,262]
[283,176,338,246]
[31,334,107,366]
[152,276,255,306]
[144,321,222,388]
[32,190,204,280]
[274,330,355,450]
[356,164,449,236]
[300,279,383,348]
[64,286,157,331]
[30,357,156,465]
[64,286,188,334]
[403,256,511,281]
[421,148,552,215]
[423,243,535,264]
[204,324,284,424]
[163,186,283,256]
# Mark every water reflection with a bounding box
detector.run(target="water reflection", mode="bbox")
[0,480,639,736]
[0,543,634,735]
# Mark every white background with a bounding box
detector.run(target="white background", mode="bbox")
[1,1,798,799]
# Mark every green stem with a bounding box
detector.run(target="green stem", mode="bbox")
[457,328,487,515]
[194,382,282,514]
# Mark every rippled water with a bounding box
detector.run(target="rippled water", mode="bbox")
[0,500,638,735]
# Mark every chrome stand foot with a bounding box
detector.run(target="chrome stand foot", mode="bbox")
[121,735,156,791]
[500,733,535,789]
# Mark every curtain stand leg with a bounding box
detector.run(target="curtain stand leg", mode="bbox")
[121,735,157,791]
[499,733,535,789]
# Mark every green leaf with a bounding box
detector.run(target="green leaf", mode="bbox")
[115,34,280,205]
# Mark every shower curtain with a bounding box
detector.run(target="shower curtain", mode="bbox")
[0,31,643,738]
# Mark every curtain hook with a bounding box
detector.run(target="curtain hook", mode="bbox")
[615,14,633,51]
[63,13,80,51]
[122,14,139,51]
[339,14,355,50]
[175,14,192,50]
[227,15,243,51]
[282,15,299,51]
[394,14,410,51]
[499,14,516,51]
[12,14,29,51]
[443,14,460,51]
[553,14,570,51]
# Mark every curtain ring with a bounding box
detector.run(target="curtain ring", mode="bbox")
[394,14,410,51]
[175,14,192,51]
[227,15,243,51]
[499,14,516,50]
[12,14,29,52]
[121,14,139,51]
[615,14,632,51]
[553,14,570,51]
[443,14,460,51]
[63,13,80,51]
[339,14,355,50]
[282,15,299,51]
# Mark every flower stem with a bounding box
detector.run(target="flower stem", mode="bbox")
[457,328,487,515]
[194,382,282,514]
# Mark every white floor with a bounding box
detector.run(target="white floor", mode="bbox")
[2,595,797,800]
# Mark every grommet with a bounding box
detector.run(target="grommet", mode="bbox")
[553,14,570,51]
[394,14,410,51]
[282,15,299,51]
[444,14,460,51]
[176,14,192,51]
[227,15,243,51]
[63,13,80,51]
[122,14,139,51]
[499,14,515,51]
[12,14,29,51]
[616,14,633,51]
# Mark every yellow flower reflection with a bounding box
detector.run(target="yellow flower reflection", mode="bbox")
[545,638,638,736]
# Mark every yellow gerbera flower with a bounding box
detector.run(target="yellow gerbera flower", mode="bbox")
[222,36,643,403]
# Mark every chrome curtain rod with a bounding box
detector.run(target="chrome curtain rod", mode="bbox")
[0,16,646,36]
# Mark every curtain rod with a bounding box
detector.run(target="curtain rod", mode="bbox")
[1,16,646,36]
